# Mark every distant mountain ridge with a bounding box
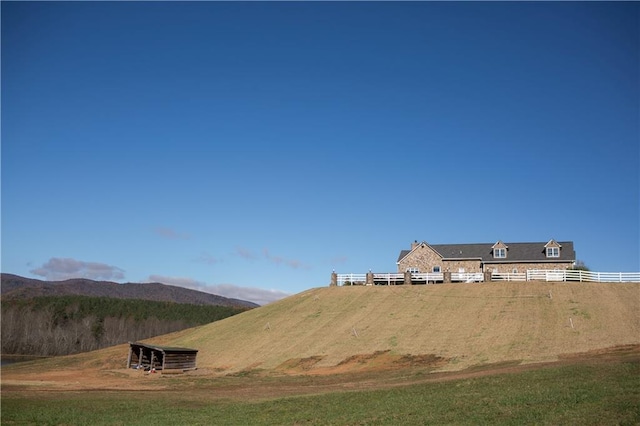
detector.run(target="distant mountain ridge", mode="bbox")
[0,273,259,308]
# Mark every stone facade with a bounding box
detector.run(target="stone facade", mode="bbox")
[397,243,444,273]
[483,262,573,274]
[439,259,483,273]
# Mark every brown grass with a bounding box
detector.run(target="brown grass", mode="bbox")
[2,281,638,392]
[159,281,639,374]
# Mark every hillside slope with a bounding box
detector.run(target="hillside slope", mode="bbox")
[0,274,258,308]
[148,281,639,374]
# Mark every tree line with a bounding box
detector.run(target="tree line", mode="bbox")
[1,296,248,356]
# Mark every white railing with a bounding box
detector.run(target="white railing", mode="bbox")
[491,272,527,282]
[411,272,444,282]
[336,273,367,286]
[373,273,405,285]
[336,269,640,285]
[527,269,640,283]
[452,272,484,282]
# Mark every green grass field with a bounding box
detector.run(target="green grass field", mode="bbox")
[2,360,638,425]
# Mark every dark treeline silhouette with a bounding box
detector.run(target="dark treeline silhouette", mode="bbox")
[1,296,248,356]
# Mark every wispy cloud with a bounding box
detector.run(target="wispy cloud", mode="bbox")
[30,257,125,281]
[263,248,311,270]
[235,246,258,260]
[146,275,288,306]
[154,227,190,240]
[330,255,348,265]
[235,246,311,270]
[195,252,220,265]
[206,284,290,306]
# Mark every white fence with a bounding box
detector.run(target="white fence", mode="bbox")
[337,273,367,285]
[336,270,640,285]
[526,269,640,283]
[405,273,444,283]
[491,272,527,282]
[452,272,484,282]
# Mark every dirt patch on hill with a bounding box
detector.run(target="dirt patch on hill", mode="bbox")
[275,355,326,372]
[557,343,640,362]
[333,351,447,372]
[1,367,168,392]
[274,350,448,375]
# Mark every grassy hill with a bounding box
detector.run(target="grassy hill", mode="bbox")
[5,281,638,376]
[138,281,640,374]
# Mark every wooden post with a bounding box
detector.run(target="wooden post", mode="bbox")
[127,345,133,368]
[483,271,492,283]
[444,271,452,283]
[330,271,338,287]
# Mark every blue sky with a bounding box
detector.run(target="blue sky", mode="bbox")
[2,2,638,305]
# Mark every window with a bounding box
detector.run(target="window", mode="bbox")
[406,268,420,274]
[546,247,560,258]
[432,266,441,273]
[494,248,506,258]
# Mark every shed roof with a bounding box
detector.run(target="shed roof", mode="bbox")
[129,342,198,354]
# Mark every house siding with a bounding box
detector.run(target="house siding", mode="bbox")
[397,244,443,273]
[441,259,483,273]
[484,261,574,274]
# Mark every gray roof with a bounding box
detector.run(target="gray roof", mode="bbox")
[398,241,575,263]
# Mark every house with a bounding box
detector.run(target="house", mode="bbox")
[397,239,576,275]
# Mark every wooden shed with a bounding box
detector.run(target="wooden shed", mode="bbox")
[127,342,198,372]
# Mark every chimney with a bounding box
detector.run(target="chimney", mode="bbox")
[411,240,419,250]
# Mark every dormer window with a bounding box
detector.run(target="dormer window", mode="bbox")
[544,239,561,258]
[494,248,507,258]
[492,240,508,259]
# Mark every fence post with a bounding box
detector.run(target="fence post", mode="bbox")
[366,271,374,286]
[483,271,492,283]
[330,271,338,287]
[404,270,412,285]
[443,271,452,283]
